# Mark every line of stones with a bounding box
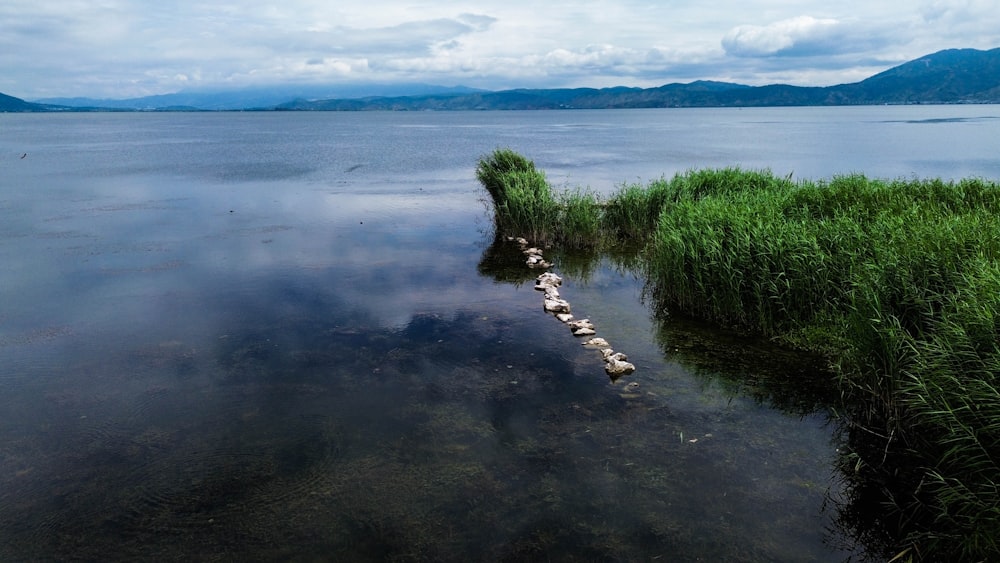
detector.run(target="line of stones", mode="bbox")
[508,236,637,380]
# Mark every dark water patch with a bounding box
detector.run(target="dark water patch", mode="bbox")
[82,199,191,213]
[654,311,840,416]
[99,260,186,275]
[32,229,95,239]
[212,161,315,182]
[881,115,1000,124]
[0,263,854,562]
[0,325,75,348]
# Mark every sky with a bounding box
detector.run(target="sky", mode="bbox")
[2,0,999,100]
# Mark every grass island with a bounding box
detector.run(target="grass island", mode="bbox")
[476,148,1000,562]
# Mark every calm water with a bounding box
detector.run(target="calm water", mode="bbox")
[1,107,999,561]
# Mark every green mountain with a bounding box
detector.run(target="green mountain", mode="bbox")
[280,47,1000,110]
[834,47,1000,103]
[0,92,55,112]
[3,47,999,112]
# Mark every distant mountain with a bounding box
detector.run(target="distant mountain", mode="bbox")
[280,47,1000,110]
[34,83,487,111]
[832,48,1000,104]
[4,47,999,112]
[0,92,60,112]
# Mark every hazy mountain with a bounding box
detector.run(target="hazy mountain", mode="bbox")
[280,47,1000,110]
[33,83,487,111]
[4,47,999,112]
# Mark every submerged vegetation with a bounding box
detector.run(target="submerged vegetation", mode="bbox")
[477,148,1000,561]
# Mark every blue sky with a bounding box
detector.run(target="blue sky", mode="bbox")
[2,1,998,99]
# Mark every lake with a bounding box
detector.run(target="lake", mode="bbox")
[2,106,999,561]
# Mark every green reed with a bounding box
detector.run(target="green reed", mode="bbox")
[477,149,672,248]
[477,149,558,242]
[553,188,601,248]
[478,149,603,246]
[475,147,539,205]
[646,170,1000,560]
[477,150,1000,559]
[601,178,674,241]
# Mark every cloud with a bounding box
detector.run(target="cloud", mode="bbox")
[723,16,847,57]
[0,1,997,98]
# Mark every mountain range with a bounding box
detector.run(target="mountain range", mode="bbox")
[3,47,999,112]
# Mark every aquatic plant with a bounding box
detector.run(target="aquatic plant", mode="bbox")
[475,147,538,204]
[476,149,607,248]
[556,188,602,248]
[601,178,673,242]
[479,150,1000,561]
[647,171,1000,561]
[476,149,560,242]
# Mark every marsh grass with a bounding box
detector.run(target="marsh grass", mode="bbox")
[477,149,675,248]
[557,188,603,248]
[477,149,601,246]
[646,170,1000,561]
[475,148,538,204]
[601,178,673,242]
[494,168,561,242]
[477,149,1000,560]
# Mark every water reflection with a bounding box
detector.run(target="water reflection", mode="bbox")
[1,227,861,562]
[477,235,875,561]
[481,232,932,562]
[0,110,920,561]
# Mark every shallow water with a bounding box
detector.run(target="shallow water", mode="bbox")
[2,107,999,561]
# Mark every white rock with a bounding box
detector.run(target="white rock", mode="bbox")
[583,338,609,347]
[605,358,636,378]
[601,348,617,360]
[544,286,560,299]
[543,298,571,313]
[605,352,629,363]
[556,313,574,323]
[571,327,597,336]
[523,247,543,256]
[536,272,562,286]
[566,319,595,331]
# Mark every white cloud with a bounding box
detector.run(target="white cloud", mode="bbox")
[0,1,996,98]
[723,16,841,57]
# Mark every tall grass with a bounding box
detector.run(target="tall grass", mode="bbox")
[477,149,603,246]
[477,149,672,248]
[601,178,674,242]
[557,188,603,247]
[477,150,1000,559]
[475,147,538,204]
[645,170,1000,560]
[495,168,561,242]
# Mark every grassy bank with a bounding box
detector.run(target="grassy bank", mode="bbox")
[476,149,1000,561]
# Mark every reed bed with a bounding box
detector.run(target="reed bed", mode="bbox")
[647,171,1000,560]
[477,149,603,246]
[476,150,560,242]
[476,148,1000,560]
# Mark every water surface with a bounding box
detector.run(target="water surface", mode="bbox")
[2,107,999,561]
